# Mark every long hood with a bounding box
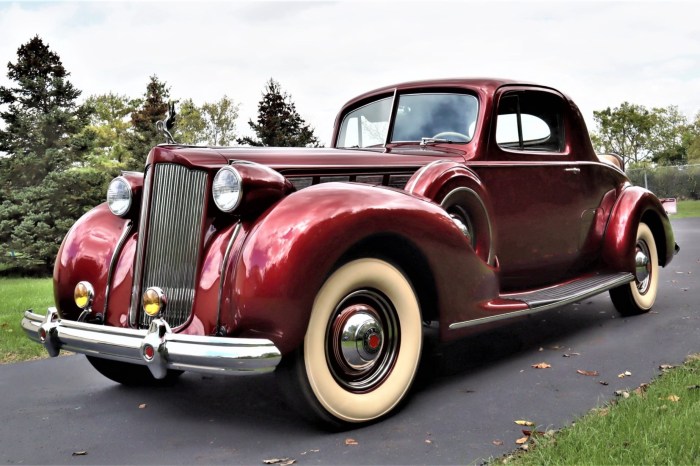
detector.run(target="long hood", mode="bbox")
[215,147,465,175]
[149,145,464,176]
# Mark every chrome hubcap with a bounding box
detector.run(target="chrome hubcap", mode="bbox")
[339,309,384,370]
[327,290,398,392]
[635,240,651,294]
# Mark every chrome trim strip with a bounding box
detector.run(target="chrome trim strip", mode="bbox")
[104,220,133,317]
[216,222,242,332]
[22,308,281,375]
[383,89,398,148]
[448,273,634,330]
[129,166,153,327]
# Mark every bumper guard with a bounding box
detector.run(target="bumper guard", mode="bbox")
[21,308,281,378]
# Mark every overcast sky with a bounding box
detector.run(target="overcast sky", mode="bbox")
[1,1,699,146]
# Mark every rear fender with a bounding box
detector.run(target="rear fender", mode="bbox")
[225,182,498,354]
[602,186,675,271]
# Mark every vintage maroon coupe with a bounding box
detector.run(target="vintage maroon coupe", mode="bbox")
[23,78,678,426]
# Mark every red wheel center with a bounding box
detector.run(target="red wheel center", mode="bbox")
[367,333,381,350]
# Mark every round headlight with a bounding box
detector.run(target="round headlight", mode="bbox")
[107,176,132,216]
[213,166,242,212]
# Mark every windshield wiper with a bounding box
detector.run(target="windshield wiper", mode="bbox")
[420,137,452,146]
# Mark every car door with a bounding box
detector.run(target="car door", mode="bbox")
[473,87,596,291]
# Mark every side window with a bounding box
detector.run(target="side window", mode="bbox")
[496,91,565,152]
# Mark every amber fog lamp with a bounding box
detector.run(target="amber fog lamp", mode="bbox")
[107,176,132,217]
[73,281,94,309]
[143,287,167,317]
[212,166,243,212]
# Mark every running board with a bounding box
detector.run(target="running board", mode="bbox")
[449,272,634,330]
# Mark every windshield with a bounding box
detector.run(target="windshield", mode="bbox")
[337,92,479,148]
[337,97,392,148]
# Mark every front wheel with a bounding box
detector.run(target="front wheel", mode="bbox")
[277,258,423,427]
[609,222,659,316]
[86,356,183,386]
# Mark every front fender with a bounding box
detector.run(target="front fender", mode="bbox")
[53,204,132,320]
[602,185,676,271]
[226,183,498,354]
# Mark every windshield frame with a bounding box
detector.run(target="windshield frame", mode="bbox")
[335,89,480,150]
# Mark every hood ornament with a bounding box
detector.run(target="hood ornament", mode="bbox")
[156,101,177,144]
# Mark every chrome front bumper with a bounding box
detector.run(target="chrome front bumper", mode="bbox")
[21,308,281,378]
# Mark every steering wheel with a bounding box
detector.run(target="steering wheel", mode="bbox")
[432,131,469,142]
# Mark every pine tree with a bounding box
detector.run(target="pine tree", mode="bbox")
[0,36,102,274]
[0,35,90,189]
[125,75,170,169]
[238,79,320,147]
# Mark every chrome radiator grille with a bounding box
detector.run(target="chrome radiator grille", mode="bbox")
[133,163,208,328]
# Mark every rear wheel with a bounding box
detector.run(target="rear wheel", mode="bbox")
[610,223,659,316]
[86,356,183,386]
[277,258,422,427]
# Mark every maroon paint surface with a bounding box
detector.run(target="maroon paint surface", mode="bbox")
[53,78,676,354]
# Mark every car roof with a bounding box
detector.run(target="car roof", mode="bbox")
[339,78,548,111]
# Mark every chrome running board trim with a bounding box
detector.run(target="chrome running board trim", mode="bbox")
[449,272,634,330]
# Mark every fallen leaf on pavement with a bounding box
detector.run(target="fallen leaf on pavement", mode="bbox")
[522,429,546,437]
[563,353,581,358]
[514,420,535,426]
[599,380,609,386]
[263,459,296,465]
[492,440,504,446]
[344,438,358,446]
[532,362,551,369]
[515,436,529,445]
[618,371,632,378]
[138,403,147,409]
[615,390,630,398]
[72,451,87,456]
[659,364,675,371]
[577,369,599,376]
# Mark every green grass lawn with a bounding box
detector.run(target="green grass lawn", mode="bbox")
[0,277,54,363]
[504,356,700,465]
[673,199,700,218]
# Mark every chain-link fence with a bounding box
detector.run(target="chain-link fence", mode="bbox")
[626,164,700,199]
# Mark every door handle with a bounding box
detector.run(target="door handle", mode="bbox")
[565,167,581,174]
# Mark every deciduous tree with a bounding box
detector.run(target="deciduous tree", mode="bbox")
[202,95,239,146]
[174,98,206,145]
[84,92,141,166]
[591,102,656,167]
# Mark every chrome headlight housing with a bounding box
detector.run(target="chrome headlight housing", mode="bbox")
[213,166,243,212]
[106,176,132,216]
